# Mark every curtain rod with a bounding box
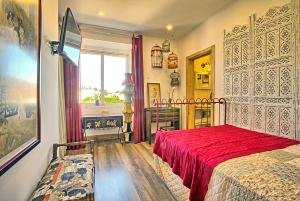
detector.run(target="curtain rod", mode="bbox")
[81,48,130,57]
[79,23,144,39]
[79,23,134,37]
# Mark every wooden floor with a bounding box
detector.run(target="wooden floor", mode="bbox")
[94,141,176,201]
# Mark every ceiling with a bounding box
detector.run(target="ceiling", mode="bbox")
[59,0,234,38]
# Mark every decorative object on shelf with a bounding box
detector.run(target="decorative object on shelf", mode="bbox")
[151,44,163,68]
[0,0,41,175]
[94,93,100,106]
[147,83,161,107]
[122,73,134,142]
[162,39,170,53]
[168,87,176,107]
[167,52,178,69]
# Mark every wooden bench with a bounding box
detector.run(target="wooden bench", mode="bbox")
[30,141,95,201]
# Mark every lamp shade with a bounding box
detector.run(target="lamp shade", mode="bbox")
[122,73,134,85]
[168,52,178,69]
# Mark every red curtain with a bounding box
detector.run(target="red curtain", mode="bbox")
[64,58,83,144]
[132,35,145,143]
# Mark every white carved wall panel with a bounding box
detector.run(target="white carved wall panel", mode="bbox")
[295,0,300,140]
[224,24,251,130]
[224,1,300,140]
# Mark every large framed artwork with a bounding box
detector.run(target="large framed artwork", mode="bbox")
[147,83,161,107]
[0,0,41,175]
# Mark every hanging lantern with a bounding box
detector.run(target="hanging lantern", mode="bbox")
[168,52,178,69]
[170,71,180,86]
[151,44,163,68]
[162,39,170,53]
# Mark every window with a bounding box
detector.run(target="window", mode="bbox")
[80,53,127,104]
[80,54,101,103]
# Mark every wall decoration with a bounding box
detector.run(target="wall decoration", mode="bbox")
[167,52,178,69]
[167,51,180,87]
[224,1,299,140]
[151,44,163,68]
[202,74,209,83]
[198,62,211,74]
[147,83,161,107]
[170,71,180,87]
[0,0,41,175]
[195,73,210,89]
[82,116,123,130]
[162,39,170,53]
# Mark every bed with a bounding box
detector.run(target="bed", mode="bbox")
[153,125,300,201]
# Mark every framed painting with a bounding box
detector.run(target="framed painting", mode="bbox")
[195,73,210,89]
[147,83,161,107]
[0,0,41,175]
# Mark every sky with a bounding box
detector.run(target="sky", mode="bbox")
[80,53,126,97]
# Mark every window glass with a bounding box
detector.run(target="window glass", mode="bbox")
[80,53,101,103]
[104,55,126,103]
[80,53,126,104]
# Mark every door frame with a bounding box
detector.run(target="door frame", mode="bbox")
[186,45,215,129]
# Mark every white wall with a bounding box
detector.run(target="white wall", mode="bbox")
[143,36,180,107]
[0,0,59,200]
[178,0,290,128]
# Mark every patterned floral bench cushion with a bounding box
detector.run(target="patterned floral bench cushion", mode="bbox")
[30,154,94,201]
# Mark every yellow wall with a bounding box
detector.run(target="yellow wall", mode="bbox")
[194,55,210,74]
[187,55,212,128]
[193,55,211,99]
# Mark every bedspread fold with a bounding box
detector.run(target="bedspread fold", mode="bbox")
[153,125,299,201]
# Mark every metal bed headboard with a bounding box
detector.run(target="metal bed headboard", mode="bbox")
[154,98,227,131]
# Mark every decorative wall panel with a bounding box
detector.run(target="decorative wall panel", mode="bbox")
[266,106,279,135]
[224,1,299,140]
[253,105,265,132]
[294,0,300,140]
[224,24,252,129]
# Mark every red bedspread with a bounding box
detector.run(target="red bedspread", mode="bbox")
[153,125,299,201]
